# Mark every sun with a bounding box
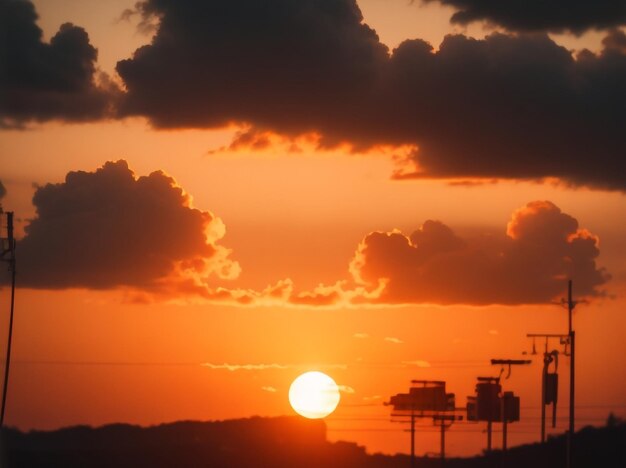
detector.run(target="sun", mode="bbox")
[288,371,341,419]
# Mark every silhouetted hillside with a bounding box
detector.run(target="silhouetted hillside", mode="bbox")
[1,416,624,468]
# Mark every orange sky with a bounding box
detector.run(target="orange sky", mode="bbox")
[1,0,625,457]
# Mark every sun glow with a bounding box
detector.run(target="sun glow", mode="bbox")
[288,371,341,419]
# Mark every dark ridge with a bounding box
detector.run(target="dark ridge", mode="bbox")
[1,416,624,467]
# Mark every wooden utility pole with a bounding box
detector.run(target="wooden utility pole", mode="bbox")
[387,381,460,468]
[410,409,415,468]
[566,280,576,468]
[1,212,16,427]
[527,280,577,468]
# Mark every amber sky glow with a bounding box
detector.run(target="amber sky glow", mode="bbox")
[1,0,625,457]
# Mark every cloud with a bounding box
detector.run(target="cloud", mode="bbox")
[116,0,388,137]
[362,395,382,402]
[603,28,626,54]
[207,128,319,156]
[201,363,289,372]
[403,360,431,368]
[353,333,369,339]
[261,386,278,393]
[200,363,348,371]
[16,161,240,294]
[338,385,355,394]
[4,0,623,190]
[114,0,626,190]
[420,0,626,34]
[17,168,609,309]
[384,337,404,344]
[348,201,610,305]
[387,33,626,191]
[0,0,119,127]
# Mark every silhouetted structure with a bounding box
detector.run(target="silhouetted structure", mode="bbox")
[387,380,461,467]
[526,279,578,468]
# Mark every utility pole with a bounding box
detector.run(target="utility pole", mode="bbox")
[387,381,460,468]
[527,335,565,443]
[566,280,576,468]
[526,280,577,468]
[410,408,415,468]
[0,211,17,427]
[490,359,530,456]
[433,414,458,467]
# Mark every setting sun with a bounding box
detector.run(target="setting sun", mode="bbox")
[1,0,625,466]
[288,371,341,419]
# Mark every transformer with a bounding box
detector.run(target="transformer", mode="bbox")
[476,381,501,422]
[502,391,520,422]
[544,373,558,405]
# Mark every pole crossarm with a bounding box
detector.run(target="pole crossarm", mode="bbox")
[526,333,569,338]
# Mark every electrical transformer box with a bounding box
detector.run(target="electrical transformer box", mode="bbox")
[544,373,558,405]
[466,396,478,421]
[476,382,501,422]
[407,385,448,411]
[502,391,520,422]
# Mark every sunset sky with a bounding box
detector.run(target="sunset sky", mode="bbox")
[1,0,625,457]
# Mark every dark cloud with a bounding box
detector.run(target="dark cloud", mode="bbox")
[348,201,610,305]
[207,128,306,155]
[420,0,626,34]
[116,0,388,137]
[603,28,626,54]
[17,161,240,292]
[387,33,626,191]
[0,0,118,126]
[116,0,626,190]
[13,171,612,308]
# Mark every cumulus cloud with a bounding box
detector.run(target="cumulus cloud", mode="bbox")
[17,161,240,294]
[15,173,611,309]
[348,201,610,305]
[420,0,626,34]
[114,0,626,190]
[387,33,626,191]
[116,0,387,136]
[4,0,624,190]
[0,0,119,126]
